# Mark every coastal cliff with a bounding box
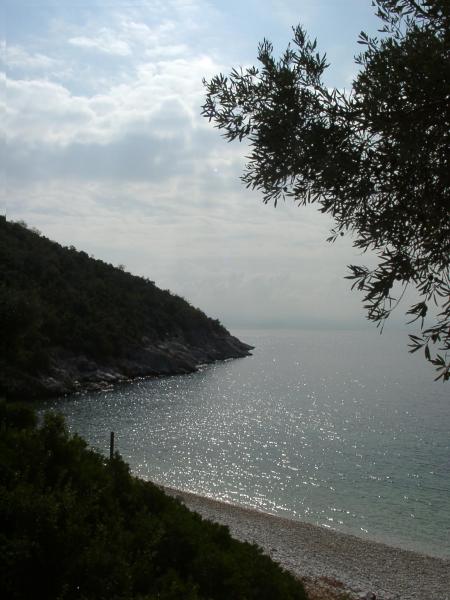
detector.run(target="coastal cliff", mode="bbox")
[0,217,252,398]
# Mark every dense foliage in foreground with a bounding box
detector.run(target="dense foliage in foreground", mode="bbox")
[0,402,306,600]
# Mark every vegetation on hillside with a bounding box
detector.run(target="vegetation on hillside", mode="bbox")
[0,401,307,600]
[1,216,239,396]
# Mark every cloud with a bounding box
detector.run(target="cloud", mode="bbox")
[68,30,131,56]
[3,0,383,329]
[3,45,221,147]
[4,44,62,70]
[4,78,95,146]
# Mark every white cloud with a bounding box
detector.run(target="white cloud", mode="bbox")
[120,18,176,48]
[68,29,131,56]
[145,44,190,59]
[3,0,383,329]
[4,44,62,71]
[3,46,222,148]
[4,78,95,145]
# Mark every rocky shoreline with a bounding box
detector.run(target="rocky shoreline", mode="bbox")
[4,334,253,398]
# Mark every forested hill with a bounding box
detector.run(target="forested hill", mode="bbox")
[0,217,252,398]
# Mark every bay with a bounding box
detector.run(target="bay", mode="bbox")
[38,329,450,558]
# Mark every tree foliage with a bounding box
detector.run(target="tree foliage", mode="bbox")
[202,0,449,380]
[0,401,306,600]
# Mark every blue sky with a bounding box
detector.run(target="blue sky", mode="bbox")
[2,1,390,330]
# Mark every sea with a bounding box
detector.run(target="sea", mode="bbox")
[37,329,450,559]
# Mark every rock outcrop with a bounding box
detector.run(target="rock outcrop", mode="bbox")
[7,333,253,398]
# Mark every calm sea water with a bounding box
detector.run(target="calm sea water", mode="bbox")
[38,329,450,558]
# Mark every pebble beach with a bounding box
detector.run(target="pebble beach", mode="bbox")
[162,487,450,600]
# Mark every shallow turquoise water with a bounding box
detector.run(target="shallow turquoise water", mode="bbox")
[39,329,450,558]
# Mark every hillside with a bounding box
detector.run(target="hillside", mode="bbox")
[0,217,252,398]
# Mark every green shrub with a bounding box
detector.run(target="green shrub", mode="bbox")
[0,401,307,600]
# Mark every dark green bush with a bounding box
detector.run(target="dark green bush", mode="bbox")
[0,401,307,600]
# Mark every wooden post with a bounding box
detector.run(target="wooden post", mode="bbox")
[110,431,115,460]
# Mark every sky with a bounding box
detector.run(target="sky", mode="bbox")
[2,0,391,331]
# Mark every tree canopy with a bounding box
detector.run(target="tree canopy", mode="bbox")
[202,0,449,380]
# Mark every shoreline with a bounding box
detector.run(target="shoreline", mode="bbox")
[4,337,253,399]
[160,485,450,600]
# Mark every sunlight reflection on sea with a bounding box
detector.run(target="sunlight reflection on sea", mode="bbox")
[38,329,450,558]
